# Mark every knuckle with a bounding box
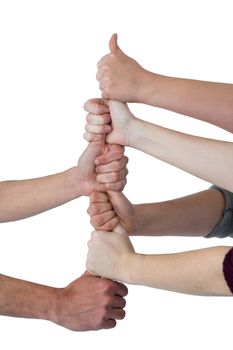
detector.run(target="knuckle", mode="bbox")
[119,309,126,319]
[103,295,113,307]
[112,172,120,182]
[116,182,124,191]
[109,320,117,329]
[101,279,114,292]
[85,124,90,132]
[103,86,111,97]
[95,215,104,226]
[121,298,126,308]
[104,221,115,231]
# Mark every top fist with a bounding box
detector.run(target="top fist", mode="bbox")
[96,34,151,103]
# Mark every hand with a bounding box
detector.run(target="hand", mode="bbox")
[53,271,128,331]
[87,191,136,234]
[84,98,137,146]
[77,138,128,196]
[97,33,151,103]
[86,227,135,282]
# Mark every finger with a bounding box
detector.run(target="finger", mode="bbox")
[104,178,127,192]
[114,282,128,297]
[111,295,126,309]
[97,54,110,68]
[99,79,105,91]
[87,239,92,248]
[87,202,112,216]
[85,123,112,134]
[108,144,125,153]
[83,98,109,114]
[109,33,119,54]
[83,132,104,142]
[94,216,119,231]
[90,210,116,228]
[95,149,124,166]
[86,113,111,125]
[102,319,117,329]
[90,192,109,203]
[97,168,128,184]
[107,308,126,321]
[96,156,128,174]
[96,66,106,82]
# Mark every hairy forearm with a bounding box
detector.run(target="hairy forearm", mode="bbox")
[129,118,233,192]
[143,74,233,133]
[127,246,232,296]
[132,189,225,237]
[0,167,81,222]
[0,274,57,320]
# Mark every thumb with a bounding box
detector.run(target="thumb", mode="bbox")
[107,190,134,220]
[109,33,121,54]
[113,223,127,235]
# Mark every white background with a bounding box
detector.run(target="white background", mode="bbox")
[0,0,233,349]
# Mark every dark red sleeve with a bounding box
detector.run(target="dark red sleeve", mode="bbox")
[223,247,233,294]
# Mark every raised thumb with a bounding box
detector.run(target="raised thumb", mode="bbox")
[109,33,121,54]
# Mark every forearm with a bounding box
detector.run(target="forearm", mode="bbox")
[142,74,233,133]
[128,246,232,296]
[132,189,225,237]
[129,118,233,192]
[0,167,82,222]
[0,274,57,320]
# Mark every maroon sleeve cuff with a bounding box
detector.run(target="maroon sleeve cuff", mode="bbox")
[223,247,233,294]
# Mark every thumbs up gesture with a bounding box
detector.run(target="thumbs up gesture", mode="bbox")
[97,34,150,103]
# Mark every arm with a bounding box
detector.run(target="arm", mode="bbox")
[85,100,233,193]
[97,34,233,133]
[0,136,128,222]
[88,188,225,237]
[129,117,233,192]
[0,272,127,331]
[86,191,232,296]
[87,232,232,296]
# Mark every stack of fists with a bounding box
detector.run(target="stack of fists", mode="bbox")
[84,97,136,282]
[83,33,233,298]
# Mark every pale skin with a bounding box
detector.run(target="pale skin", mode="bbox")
[1,136,128,331]
[84,99,233,193]
[86,191,232,296]
[97,33,233,133]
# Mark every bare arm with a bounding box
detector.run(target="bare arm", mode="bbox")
[97,34,233,133]
[87,227,232,296]
[0,169,81,222]
[129,117,233,192]
[130,246,232,295]
[0,137,128,222]
[142,75,233,133]
[88,188,225,237]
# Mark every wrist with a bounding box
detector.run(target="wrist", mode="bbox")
[49,287,69,327]
[140,72,168,107]
[63,166,84,198]
[127,117,145,149]
[40,287,59,323]
[124,253,146,285]
[128,205,143,236]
